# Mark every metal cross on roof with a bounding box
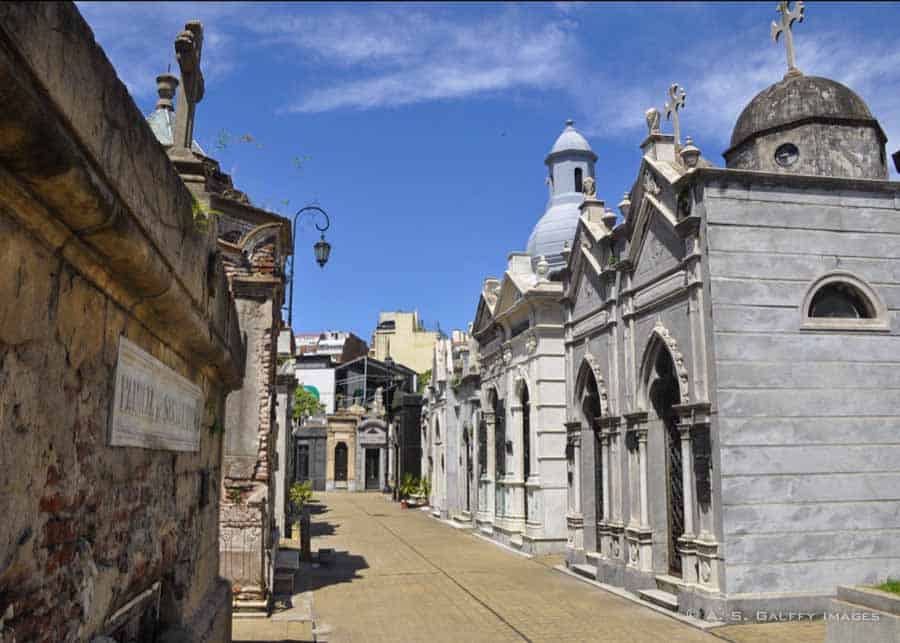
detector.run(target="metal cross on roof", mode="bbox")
[665,83,686,147]
[771,1,805,76]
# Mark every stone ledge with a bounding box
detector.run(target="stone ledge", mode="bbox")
[0,4,244,388]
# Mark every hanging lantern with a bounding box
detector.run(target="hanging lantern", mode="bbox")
[313,233,331,268]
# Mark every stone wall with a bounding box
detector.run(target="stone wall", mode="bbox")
[705,173,900,597]
[0,3,243,640]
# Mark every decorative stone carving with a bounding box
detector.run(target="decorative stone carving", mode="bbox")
[629,542,639,563]
[536,255,550,281]
[618,192,632,221]
[483,280,501,308]
[652,319,691,404]
[645,107,661,135]
[700,559,711,583]
[578,353,610,416]
[502,342,513,365]
[665,82,686,147]
[642,170,660,196]
[525,332,538,354]
[772,1,805,76]
[582,176,597,198]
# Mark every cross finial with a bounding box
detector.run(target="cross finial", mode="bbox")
[771,1,804,76]
[172,21,205,155]
[665,83,686,147]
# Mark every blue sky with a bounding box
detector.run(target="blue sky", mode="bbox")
[77,1,900,343]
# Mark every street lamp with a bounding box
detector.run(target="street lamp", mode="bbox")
[384,357,401,499]
[287,205,331,328]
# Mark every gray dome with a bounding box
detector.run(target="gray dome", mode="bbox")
[526,200,581,265]
[527,120,597,268]
[729,74,881,151]
[548,119,595,157]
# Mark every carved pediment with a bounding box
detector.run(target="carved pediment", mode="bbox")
[494,275,526,317]
[631,205,684,284]
[572,269,604,319]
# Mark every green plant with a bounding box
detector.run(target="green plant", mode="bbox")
[209,420,225,435]
[289,481,313,513]
[293,387,322,422]
[418,477,431,499]
[226,487,242,504]
[450,374,461,390]
[399,473,418,500]
[191,196,221,231]
[607,255,619,267]
[877,578,900,595]
[417,369,432,394]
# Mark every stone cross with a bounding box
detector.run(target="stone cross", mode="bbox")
[173,21,205,155]
[665,83,686,147]
[771,1,804,75]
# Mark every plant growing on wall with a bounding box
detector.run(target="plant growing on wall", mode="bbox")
[293,386,322,422]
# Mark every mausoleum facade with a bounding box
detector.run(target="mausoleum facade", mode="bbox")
[563,6,900,621]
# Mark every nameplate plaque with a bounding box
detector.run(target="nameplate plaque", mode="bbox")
[109,336,204,452]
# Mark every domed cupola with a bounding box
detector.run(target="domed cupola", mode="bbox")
[527,120,597,269]
[723,3,887,179]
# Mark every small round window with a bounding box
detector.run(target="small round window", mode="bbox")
[774,143,799,167]
[809,283,873,319]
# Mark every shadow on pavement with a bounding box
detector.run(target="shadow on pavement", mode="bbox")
[305,550,368,592]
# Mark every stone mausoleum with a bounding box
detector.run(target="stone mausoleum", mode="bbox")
[563,5,900,621]
[421,330,481,521]
[0,5,244,640]
[145,19,293,613]
[468,120,596,554]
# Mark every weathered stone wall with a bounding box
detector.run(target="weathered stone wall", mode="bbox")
[706,173,900,597]
[0,3,244,640]
[725,122,887,180]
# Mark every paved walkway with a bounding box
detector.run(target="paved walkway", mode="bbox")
[297,493,764,643]
[234,492,825,642]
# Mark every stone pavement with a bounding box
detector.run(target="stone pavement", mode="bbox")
[277,492,823,643]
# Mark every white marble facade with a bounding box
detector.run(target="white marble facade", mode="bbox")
[470,254,569,554]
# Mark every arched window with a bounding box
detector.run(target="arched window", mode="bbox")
[809,283,873,319]
[575,167,583,193]
[801,272,887,331]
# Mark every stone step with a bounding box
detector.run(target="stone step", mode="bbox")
[638,589,679,612]
[233,599,269,616]
[273,572,295,595]
[570,563,596,581]
[654,574,684,596]
[276,548,300,571]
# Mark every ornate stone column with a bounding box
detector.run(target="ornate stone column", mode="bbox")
[481,409,496,528]
[637,428,649,530]
[565,421,584,555]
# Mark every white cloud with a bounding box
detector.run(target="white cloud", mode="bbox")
[75,2,243,99]
[251,8,581,113]
[577,24,900,168]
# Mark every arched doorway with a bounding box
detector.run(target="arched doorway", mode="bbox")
[464,425,472,512]
[648,348,683,576]
[334,442,348,482]
[580,373,603,544]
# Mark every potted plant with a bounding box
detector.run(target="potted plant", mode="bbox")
[399,473,418,508]
[416,477,432,507]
